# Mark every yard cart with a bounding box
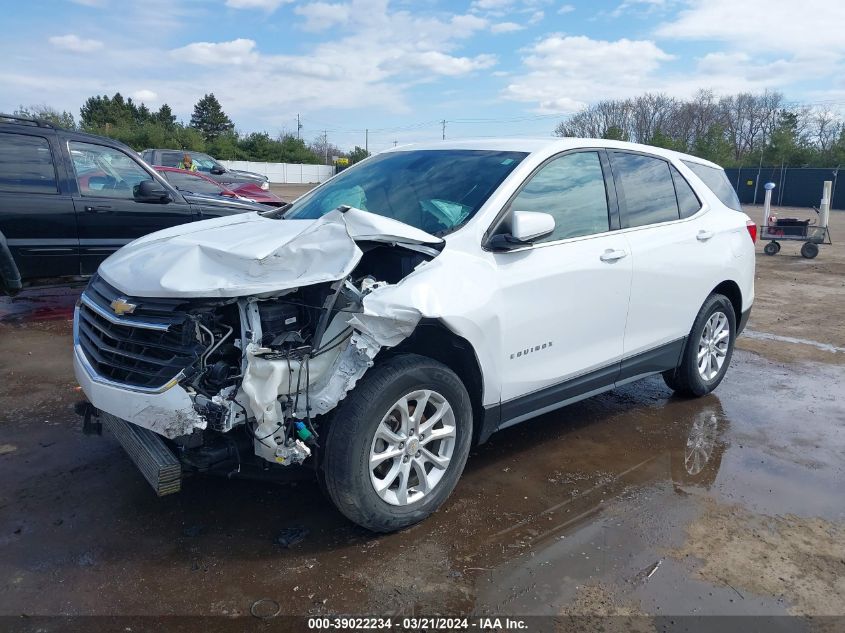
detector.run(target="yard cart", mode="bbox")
[761,217,832,259]
[759,179,833,259]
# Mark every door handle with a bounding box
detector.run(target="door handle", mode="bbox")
[84,205,113,213]
[600,249,627,262]
[696,229,715,242]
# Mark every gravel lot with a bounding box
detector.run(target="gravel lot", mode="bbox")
[0,203,842,624]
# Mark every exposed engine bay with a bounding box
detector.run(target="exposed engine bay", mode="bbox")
[172,243,433,471]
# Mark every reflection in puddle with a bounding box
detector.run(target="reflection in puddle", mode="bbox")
[0,286,81,323]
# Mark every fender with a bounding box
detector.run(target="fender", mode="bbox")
[0,230,23,295]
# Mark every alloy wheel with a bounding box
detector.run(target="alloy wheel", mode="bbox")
[369,389,456,506]
[697,311,730,381]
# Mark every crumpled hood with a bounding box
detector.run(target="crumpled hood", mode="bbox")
[98,208,443,298]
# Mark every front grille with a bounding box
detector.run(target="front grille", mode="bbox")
[76,275,203,390]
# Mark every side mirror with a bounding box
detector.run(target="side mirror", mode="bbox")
[512,211,555,242]
[489,211,555,251]
[135,179,172,203]
[210,166,225,175]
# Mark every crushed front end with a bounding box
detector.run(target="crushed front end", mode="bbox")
[73,211,440,493]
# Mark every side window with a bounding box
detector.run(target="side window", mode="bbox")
[671,165,701,218]
[510,151,609,242]
[160,152,183,167]
[682,160,742,211]
[69,141,154,199]
[612,152,679,227]
[0,133,58,194]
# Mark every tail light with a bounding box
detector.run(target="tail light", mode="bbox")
[746,220,757,243]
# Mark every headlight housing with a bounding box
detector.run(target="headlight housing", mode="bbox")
[261,180,269,191]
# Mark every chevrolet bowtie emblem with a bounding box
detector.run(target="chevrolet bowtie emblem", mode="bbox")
[110,297,137,316]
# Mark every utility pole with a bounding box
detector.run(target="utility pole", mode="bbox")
[324,130,329,165]
[365,128,368,154]
[296,113,302,140]
[441,119,446,140]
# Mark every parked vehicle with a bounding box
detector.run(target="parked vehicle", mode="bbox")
[74,139,755,532]
[141,149,270,190]
[154,167,285,207]
[0,114,269,294]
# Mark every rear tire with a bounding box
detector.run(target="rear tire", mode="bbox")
[663,294,736,397]
[321,354,473,532]
[800,242,819,259]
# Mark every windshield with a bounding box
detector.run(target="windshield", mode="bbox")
[191,153,223,173]
[283,149,527,235]
[162,170,225,195]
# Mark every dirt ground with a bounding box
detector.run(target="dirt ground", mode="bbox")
[0,202,843,627]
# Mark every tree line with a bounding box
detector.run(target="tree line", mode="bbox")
[554,90,845,168]
[13,93,370,166]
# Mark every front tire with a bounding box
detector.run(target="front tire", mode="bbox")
[321,354,473,532]
[663,294,736,397]
[763,241,779,255]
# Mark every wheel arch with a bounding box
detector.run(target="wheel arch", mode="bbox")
[711,279,742,324]
[384,318,490,445]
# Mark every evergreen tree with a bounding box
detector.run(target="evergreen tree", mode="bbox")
[155,104,176,127]
[602,125,628,141]
[349,146,371,163]
[190,93,234,142]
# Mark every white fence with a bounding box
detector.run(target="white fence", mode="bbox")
[219,160,335,184]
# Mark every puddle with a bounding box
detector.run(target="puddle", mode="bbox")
[0,286,81,324]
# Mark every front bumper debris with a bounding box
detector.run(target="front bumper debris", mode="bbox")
[101,413,182,496]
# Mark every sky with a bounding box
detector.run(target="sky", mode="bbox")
[2,0,844,152]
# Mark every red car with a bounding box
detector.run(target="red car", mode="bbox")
[154,167,286,207]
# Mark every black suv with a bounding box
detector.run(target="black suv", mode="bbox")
[141,149,269,189]
[0,115,268,295]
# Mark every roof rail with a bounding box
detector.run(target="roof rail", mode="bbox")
[0,113,57,129]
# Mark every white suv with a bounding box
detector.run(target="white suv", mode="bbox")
[74,139,755,531]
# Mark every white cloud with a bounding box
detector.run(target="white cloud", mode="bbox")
[170,39,259,65]
[410,51,497,76]
[472,0,512,10]
[610,0,670,18]
[48,34,103,53]
[558,4,575,13]
[504,35,674,111]
[490,21,524,34]
[131,89,158,103]
[225,0,293,11]
[294,2,352,31]
[154,0,497,121]
[528,9,544,24]
[656,0,845,55]
[70,0,108,6]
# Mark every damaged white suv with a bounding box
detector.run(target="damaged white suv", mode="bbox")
[74,139,755,532]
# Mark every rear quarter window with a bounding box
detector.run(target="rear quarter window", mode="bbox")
[682,160,742,211]
[0,132,58,194]
[611,152,680,228]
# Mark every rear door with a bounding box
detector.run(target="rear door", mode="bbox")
[67,140,196,274]
[609,151,719,380]
[494,150,633,419]
[0,129,78,281]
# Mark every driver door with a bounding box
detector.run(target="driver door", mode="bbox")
[493,150,633,421]
[68,141,196,274]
